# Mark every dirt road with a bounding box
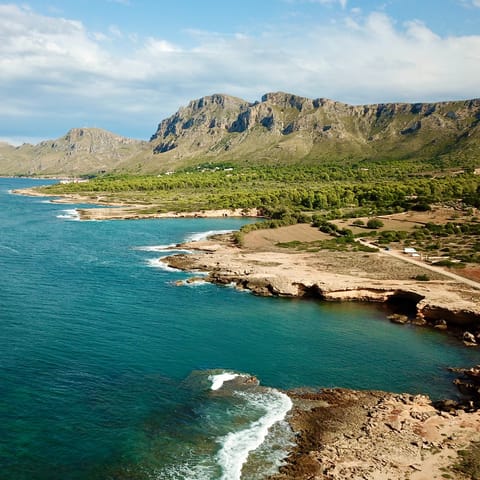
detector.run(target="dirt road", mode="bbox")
[359,239,480,290]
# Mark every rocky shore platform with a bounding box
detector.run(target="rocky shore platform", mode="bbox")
[165,230,480,332]
[268,388,480,480]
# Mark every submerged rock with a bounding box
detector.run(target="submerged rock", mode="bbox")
[388,314,409,324]
[463,331,477,344]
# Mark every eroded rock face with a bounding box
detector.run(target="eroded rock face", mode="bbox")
[419,305,480,326]
[163,236,480,332]
[148,91,480,166]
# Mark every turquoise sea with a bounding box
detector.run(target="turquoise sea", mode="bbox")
[2,177,480,480]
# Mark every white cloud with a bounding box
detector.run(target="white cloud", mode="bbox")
[108,25,123,38]
[459,0,480,8]
[312,0,347,6]
[1,4,480,141]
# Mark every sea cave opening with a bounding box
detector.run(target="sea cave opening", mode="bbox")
[386,291,425,316]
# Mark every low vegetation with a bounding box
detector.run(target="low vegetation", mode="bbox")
[453,442,480,479]
[41,164,480,215]
[39,163,480,275]
[276,238,378,253]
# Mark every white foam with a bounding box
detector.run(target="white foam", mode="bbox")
[186,279,208,287]
[172,279,208,287]
[56,209,80,221]
[158,463,214,480]
[134,244,178,252]
[146,258,181,272]
[186,229,235,242]
[209,372,240,391]
[216,389,293,480]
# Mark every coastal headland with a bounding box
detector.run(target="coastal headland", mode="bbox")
[267,388,480,480]
[165,225,480,329]
[162,225,480,478]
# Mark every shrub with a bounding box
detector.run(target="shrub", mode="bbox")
[413,274,430,281]
[366,218,384,229]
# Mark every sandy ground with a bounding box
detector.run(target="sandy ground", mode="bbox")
[359,239,480,291]
[243,224,331,250]
[76,207,259,220]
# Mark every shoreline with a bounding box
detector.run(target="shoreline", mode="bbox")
[12,185,480,477]
[164,233,480,330]
[12,187,261,220]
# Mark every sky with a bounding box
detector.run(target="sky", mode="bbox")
[1,0,480,144]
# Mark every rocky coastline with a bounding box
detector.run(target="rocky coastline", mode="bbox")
[164,233,480,335]
[163,231,480,478]
[267,388,480,480]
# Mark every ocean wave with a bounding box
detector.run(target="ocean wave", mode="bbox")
[206,370,293,480]
[146,258,181,272]
[185,229,235,242]
[135,245,193,256]
[0,244,20,254]
[209,372,242,391]
[134,244,178,252]
[216,389,292,480]
[173,279,209,287]
[56,209,80,221]
[157,463,215,480]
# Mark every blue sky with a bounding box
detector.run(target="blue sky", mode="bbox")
[1,0,479,144]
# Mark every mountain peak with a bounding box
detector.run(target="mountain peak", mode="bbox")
[186,93,247,111]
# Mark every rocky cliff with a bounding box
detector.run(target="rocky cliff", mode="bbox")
[147,92,480,171]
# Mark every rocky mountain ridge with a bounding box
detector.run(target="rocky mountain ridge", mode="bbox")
[1,92,480,175]
[147,92,480,171]
[0,127,148,176]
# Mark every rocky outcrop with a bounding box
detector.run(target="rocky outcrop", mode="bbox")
[417,304,480,326]
[164,235,480,333]
[268,388,480,480]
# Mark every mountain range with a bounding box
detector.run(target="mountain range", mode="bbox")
[1,92,479,175]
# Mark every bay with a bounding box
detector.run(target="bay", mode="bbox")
[1,177,479,480]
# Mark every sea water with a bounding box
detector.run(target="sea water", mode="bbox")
[1,177,480,480]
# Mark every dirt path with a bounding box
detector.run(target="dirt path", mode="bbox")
[359,239,480,290]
